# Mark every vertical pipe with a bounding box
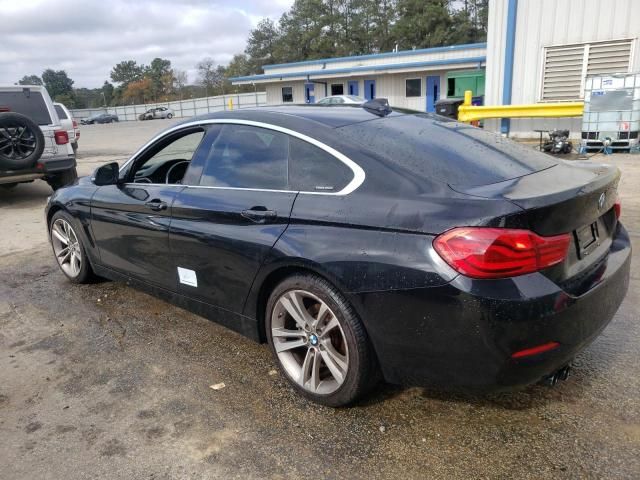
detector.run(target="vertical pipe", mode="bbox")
[501,0,518,135]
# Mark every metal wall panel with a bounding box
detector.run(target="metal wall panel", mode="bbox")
[486,0,640,137]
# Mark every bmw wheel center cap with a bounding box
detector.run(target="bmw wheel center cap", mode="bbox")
[309,334,319,346]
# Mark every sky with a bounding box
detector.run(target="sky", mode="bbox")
[0,0,294,89]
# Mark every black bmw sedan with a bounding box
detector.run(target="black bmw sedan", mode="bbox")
[45,105,631,406]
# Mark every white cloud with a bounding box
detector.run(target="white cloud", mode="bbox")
[0,0,293,88]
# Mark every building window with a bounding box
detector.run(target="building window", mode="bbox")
[406,79,421,97]
[541,39,633,101]
[282,87,293,103]
[331,84,344,95]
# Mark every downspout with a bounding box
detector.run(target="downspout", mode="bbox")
[501,0,518,135]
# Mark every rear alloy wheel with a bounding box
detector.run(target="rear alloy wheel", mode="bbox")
[50,211,95,283]
[166,113,173,119]
[266,274,378,406]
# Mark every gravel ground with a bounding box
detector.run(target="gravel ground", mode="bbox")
[0,121,638,479]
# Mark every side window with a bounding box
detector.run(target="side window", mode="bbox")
[288,137,353,193]
[130,129,205,184]
[54,105,68,120]
[200,124,289,190]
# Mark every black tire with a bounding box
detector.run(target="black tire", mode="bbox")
[0,112,45,170]
[166,113,173,119]
[49,210,95,284]
[265,273,379,407]
[71,142,78,154]
[46,167,78,191]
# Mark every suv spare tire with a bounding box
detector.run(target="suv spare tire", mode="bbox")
[0,112,45,170]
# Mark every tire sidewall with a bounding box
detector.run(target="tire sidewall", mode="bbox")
[265,274,367,407]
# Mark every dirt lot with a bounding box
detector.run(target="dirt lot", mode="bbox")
[0,121,639,479]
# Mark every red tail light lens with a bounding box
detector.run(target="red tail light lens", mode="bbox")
[614,197,621,219]
[54,130,69,145]
[433,227,571,279]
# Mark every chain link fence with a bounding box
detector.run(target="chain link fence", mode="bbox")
[70,92,266,122]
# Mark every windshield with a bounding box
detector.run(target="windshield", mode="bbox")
[338,114,557,187]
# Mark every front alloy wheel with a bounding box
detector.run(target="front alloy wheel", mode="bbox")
[51,218,82,278]
[49,211,95,284]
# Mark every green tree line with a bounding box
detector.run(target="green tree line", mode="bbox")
[16,0,487,108]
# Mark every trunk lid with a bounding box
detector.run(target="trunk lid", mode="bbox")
[451,161,621,288]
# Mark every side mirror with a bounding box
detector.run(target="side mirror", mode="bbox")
[92,162,121,186]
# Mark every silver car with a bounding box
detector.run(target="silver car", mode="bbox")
[317,95,365,105]
[139,106,174,121]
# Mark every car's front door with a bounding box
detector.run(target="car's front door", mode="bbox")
[169,123,297,313]
[90,126,207,290]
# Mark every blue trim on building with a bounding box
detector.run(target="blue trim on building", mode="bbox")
[231,57,486,83]
[262,42,487,70]
[501,0,518,135]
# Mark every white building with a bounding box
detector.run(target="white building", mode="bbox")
[232,0,640,138]
[231,43,487,112]
[485,0,640,137]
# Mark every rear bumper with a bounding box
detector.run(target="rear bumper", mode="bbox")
[40,155,77,173]
[0,155,76,184]
[352,224,631,390]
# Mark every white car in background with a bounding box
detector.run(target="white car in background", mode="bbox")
[317,95,365,105]
[54,102,79,153]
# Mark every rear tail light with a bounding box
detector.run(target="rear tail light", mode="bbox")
[614,196,621,220]
[433,227,571,279]
[54,130,69,145]
[0,106,10,112]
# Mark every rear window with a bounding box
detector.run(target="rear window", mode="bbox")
[0,90,52,125]
[54,104,68,119]
[338,114,557,187]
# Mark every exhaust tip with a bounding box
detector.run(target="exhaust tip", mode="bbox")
[540,365,571,387]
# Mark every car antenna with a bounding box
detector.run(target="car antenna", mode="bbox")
[362,98,392,117]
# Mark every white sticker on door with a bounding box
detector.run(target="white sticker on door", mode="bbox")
[177,267,198,287]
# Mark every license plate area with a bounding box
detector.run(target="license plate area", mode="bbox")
[575,222,599,258]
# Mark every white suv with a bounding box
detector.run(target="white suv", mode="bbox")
[0,85,77,190]
[54,102,80,154]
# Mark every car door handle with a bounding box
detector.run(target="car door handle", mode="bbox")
[241,207,277,223]
[145,199,168,211]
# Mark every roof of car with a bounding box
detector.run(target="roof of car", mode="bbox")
[183,104,411,129]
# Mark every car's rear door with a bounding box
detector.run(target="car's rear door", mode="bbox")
[169,122,297,314]
[90,126,207,290]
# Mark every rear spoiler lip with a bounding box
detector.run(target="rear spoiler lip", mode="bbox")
[450,162,620,236]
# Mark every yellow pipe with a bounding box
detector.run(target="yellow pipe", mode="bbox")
[463,89,473,107]
[458,90,583,122]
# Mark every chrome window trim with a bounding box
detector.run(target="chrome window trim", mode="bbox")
[119,118,365,196]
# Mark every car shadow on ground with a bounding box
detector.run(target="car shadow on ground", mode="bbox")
[0,181,51,206]
[356,378,585,411]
